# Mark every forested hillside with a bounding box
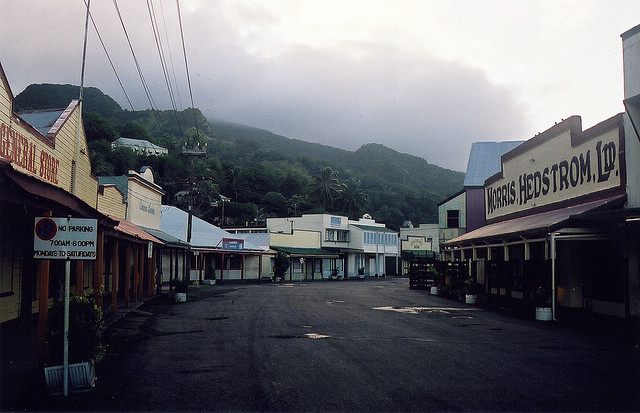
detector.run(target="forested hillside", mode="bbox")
[14,84,464,230]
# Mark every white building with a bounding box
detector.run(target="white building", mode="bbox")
[111,137,168,156]
[267,213,398,278]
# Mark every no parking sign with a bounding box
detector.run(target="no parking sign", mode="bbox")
[33,217,97,260]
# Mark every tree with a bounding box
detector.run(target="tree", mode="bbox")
[336,177,367,218]
[273,251,290,281]
[121,122,150,141]
[83,112,117,143]
[262,192,288,216]
[307,167,341,211]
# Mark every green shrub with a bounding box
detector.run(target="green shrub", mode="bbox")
[47,292,105,365]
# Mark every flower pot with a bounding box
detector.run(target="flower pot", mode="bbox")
[44,361,96,395]
[203,279,216,285]
[430,286,439,295]
[535,307,552,321]
[465,294,477,304]
[175,292,187,303]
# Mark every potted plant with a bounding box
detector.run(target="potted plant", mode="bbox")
[203,270,216,285]
[533,286,552,321]
[464,279,479,304]
[172,278,189,302]
[357,267,365,278]
[427,267,440,295]
[44,291,105,394]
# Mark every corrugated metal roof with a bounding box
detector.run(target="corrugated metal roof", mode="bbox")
[139,226,188,248]
[98,176,129,200]
[160,205,263,251]
[112,137,168,154]
[114,218,164,244]
[463,141,524,187]
[19,109,65,136]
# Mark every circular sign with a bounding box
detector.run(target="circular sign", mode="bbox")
[35,218,57,241]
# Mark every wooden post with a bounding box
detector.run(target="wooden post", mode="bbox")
[220,253,225,282]
[138,244,144,298]
[94,231,104,309]
[76,261,84,294]
[37,259,50,363]
[111,239,119,313]
[125,244,131,307]
[150,247,157,296]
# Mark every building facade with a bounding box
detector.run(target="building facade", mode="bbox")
[267,213,399,279]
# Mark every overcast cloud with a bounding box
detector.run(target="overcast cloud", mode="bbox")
[1,1,638,171]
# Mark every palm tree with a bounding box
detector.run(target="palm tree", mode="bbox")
[307,167,341,211]
[336,177,367,218]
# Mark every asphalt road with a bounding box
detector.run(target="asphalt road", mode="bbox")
[47,277,640,411]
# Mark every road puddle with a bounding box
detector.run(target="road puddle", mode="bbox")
[373,306,478,314]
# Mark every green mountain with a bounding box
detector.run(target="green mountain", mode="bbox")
[209,120,464,195]
[14,83,123,117]
[14,83,464,228]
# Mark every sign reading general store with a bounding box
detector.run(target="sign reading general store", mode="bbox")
[485,115,624,221]
[0,121,60,184]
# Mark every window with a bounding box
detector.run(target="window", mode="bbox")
[326,229,335,241]
[327,229,349,242]
[447,210,460,228]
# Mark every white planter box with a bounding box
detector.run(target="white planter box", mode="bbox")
[430,286,439,295]
[202,279,216,285]
[536,307,553,321]
[465,294,477,304]
[175,292,187,303]
[44,361,96,395]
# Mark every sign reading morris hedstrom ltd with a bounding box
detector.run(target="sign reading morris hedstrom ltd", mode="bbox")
[485,115,624,222]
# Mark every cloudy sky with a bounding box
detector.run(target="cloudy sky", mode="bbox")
[1,1,638,171]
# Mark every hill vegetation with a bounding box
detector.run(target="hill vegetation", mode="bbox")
[14,84,464,230]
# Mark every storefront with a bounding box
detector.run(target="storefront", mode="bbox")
[443,114,637,321]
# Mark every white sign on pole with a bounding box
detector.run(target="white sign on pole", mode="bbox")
[33,217,98,260]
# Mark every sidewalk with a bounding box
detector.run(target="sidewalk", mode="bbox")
[0,293,162,411]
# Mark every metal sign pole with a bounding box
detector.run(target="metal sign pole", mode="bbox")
[63,256,70,397]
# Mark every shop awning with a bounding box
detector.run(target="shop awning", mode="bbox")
[140,226,188,249]
[444,195,625,246]
[113,218,164,245]
[272,246,339,258]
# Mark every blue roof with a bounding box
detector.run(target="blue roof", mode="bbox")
[463,141,524,187]
[98,176,129,200]
[19,109,65,136]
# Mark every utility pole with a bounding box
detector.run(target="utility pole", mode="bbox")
[181,141,207,283]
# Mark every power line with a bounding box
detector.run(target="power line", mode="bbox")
[83,0,135,111]
[176,0,200,136]
[112,0,162,127]
[158,0,183,110]
[147,0,182,135]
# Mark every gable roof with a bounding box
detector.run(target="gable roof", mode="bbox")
[463,141,524,187]
[98,176,129,200]
[18,109,66,136]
